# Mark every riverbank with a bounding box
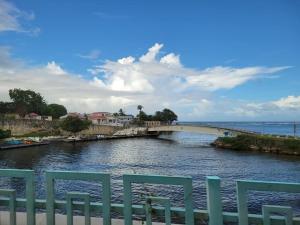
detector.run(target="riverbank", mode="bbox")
[212,134,300,156]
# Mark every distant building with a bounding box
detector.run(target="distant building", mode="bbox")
[88,112,110,125]
[24,113,52,121]
[25,113,42,120]
[88,112,122,126]
[117,115,134,125]
[144,121,161,127]
[41,115,52,121]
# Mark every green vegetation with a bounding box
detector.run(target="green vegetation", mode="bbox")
[46,104,67,119]
[136,105,178,124]
[213,134,300,155]
[0,88,68,118]
[113,108,126,117]
[60,116,91,134]
[9,89,47,116]
[0,129,11,139]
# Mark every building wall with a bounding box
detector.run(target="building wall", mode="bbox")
[144,121,161,127]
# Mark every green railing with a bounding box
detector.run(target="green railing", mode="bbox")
[0,169,299,225]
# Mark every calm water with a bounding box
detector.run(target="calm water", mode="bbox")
[0,129,300,216]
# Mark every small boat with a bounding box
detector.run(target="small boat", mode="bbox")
[64,136,82,142]
[5,139,23,145]
[96,134,105,139]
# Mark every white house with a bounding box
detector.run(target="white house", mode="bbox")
[88,112,122,126]
[117,115,134,125]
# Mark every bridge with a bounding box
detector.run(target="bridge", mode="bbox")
[147,124,256,137]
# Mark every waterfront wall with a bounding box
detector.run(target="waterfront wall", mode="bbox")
[0,119,120,136]
[0,119,57,136]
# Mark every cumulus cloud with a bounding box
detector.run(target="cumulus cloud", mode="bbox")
[89,43,289,93]
[226,96,300,120]
[0,43,294,120]
[272,96,300,109]
[45,61,67,75]
[0,0,38,34]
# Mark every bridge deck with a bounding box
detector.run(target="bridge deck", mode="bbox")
[148,125,256,136]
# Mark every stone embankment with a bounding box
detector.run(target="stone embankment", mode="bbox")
[112,127,147,136]
[212,134,300,156]
[0,119,120,136]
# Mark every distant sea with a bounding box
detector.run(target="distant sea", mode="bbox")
[179,121,300,137]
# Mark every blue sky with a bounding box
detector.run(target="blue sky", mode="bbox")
[0,0,299,121]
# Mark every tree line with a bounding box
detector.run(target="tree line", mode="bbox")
[0,89,67,119]
[136,105,178,124]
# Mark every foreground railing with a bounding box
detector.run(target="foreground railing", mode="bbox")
[0,169,299,225]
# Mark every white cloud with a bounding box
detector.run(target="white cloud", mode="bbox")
[139,43,163,63]
[0,43,294,120]
[272,96,300,109]
[45,61,67,75]
[226,96,300,120]
[185,66,290,91]
[0,0,38,34]
[118,56,135,65]
[89,43,288,93]
[160,53,181,67]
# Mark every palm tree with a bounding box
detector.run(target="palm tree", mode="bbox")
[118,108,125,116]
[137,105,143,113]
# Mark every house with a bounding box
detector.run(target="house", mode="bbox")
[25,113,42,120]
[88,112,109,125]
[88,112,122,126]
[41,116,52,121]
[117,115,134,125]
[24,113,52,121]
[144,121,161,127]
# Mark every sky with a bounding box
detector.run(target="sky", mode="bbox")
[0,0,299,121]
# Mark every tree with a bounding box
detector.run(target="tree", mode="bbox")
[60,116,91,134]
[47,104,67,119]
[152,108,178,123]
[137,111,148,122]
[9,89,47,116]
[0,102,15,114]
[137,105,143,112]
[118,108,126,116]
[0,129,11,139]
[161,108,177,124]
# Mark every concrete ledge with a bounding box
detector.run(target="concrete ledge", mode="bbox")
[0,211,170,225]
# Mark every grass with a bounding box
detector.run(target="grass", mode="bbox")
[214,134,300,155]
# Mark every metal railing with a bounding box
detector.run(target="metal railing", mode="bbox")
[0,169,299,225]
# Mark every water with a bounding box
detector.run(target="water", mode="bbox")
[0,128,300,217]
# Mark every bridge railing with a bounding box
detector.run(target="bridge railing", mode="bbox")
[0,169,299,225]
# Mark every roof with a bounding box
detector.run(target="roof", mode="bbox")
[29,112,40,116]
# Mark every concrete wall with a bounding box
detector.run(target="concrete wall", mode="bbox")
[0,119,120,136]
[0,119,57,136]
[62,124,120,136]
